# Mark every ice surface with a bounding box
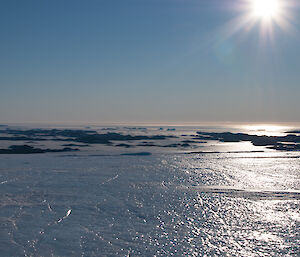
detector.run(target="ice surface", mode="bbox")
[0,125,299,256]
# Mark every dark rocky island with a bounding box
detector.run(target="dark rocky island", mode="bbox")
[286,130,300,134]
[75,132,173,144]
[0,129,175,145]
[195,131,300,151]
[1,127,299,153]
[0,145,79,154]
[115,143,135,148]
[0,128,177,154]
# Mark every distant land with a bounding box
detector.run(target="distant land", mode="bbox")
[0,127,300,154]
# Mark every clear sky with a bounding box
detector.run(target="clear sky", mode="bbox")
[1,0,300,124]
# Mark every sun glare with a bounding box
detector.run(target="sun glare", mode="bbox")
[220,0,296,42]
[251,0,280,20]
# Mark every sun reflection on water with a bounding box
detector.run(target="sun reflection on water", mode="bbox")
[243,124,291,136]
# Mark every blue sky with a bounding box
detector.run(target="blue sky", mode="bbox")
[1,0,300,124]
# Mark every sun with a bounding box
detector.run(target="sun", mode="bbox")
[218,0,296,44]
[251,0,281,21]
